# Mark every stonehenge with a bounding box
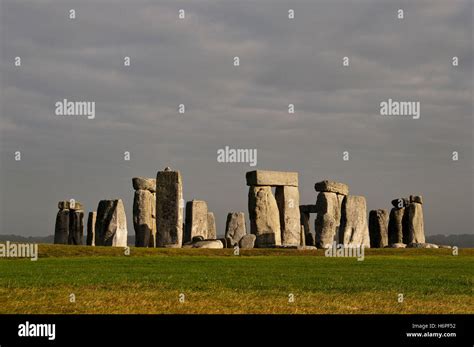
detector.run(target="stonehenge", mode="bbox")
[52,166,430,251]
[369,209,389,248]
[156,168,183,248]
[132,177,156,247]
[95,199,128,247]
[54,200,84,245]
[247,170,300,248]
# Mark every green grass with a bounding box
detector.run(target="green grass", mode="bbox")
[0,244,472,314]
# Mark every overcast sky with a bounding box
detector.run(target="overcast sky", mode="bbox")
[0,0,472,238]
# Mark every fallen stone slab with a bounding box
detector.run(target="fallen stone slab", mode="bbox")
[132,177,156,192]
[386,243,407,248]
[314,180,349,196]
[407,242,438,249]
[297,245,317,250]
[246,170,298,187]
[192,240,224,249]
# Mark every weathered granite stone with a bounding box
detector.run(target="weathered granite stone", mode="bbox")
[95,199,128,247]
[86,211,96,246]
[248,186,281,247]
[225,212,246,247]
[192,240,224,249]
[239,234,256,249]
[185,200,208,242]
[132,177,156,192]
[58,200,84,211]
[387,243,407,248]
[409,195,423,204]
[275,186,301,246]
[407,242,438,249]
[314,192,341,248]
[369,209,389,248]
[339,195,370,247]
[314,180,349,196]
[246,170,298,187]
[391,198,410,208]
[388,207,405,244]
[403,203,425,244]
[156,169,183,248]
[54,209,69,244]
[133,189,154,247]
[68,210,84,245]
[207,212,217,240]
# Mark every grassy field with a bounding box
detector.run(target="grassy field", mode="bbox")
[0,244,472,314]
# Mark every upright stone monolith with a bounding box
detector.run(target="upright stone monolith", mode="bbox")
[225,212,246,247]
[156,168,183,248]
[207,212,217,240]
[68,210,84,245]
[369,209,389,248]
[87,211,96,246]
[388,206,405,244]
[403,202,425,244]
[275,186,301,246]
[133,188,155,247]
[314,192,340,248]
[339,195,370,248]
[185,200,208,243]
[248,186,281,247]
[95,199,128,247]
[54,208,70,244]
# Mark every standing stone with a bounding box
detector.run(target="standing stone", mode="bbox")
[185,200,209,242]
[149,192,157,247]
[388,207,405,244]
[68,210,84,245]
[314,192,340,248]
[275,186,301,246]
[403,203,425,244]
[156,169,183,248]
[225,212,247,246]
[54,209,70,244]
[339,195,370,247]
[314,180,349,196]
[86,211,96,246]
[248,186,281,247]
[369,209,389,248]
[95,199,128,247]
[133,189,155,247]
[239,234,256,249]
[207,212,217,240]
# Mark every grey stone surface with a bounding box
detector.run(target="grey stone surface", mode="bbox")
[185,200,209,243]
[192,240,224,249]
[403,203,425,244]
[275,186,301,246]
[339,195,370,248]
[314,180,349,195]
[86,211,96,246]
[246,170,298,187]
[225,212,247,247]
[388,207,405,244]
[314,192,340,248]
[156,169,183,248]
[132,177,156,192]
[54,209,69,244]
[387,243,407,248]
[207,212,217,240]
[248,186,281,247]
[407,242,438,249]
[95,199,128,247]
[133,189,155,247]
[297,245,317,250]
[239,234,256,249]
[369,209,389,248]
[68,210,84,245]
